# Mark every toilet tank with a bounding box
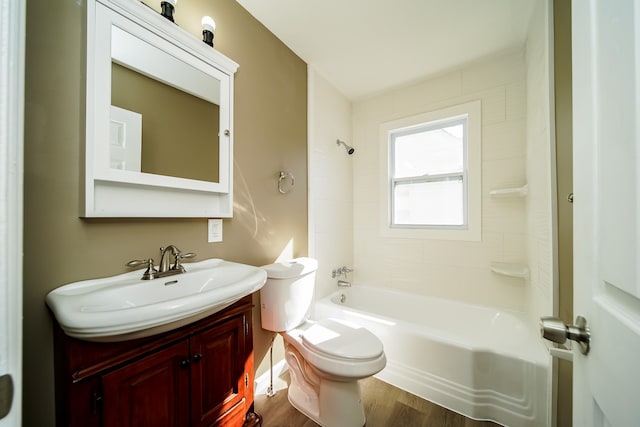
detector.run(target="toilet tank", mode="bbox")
[260,257,318,332]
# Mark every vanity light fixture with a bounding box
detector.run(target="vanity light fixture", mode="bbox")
[202,16,216,47]
[160,0,177,22]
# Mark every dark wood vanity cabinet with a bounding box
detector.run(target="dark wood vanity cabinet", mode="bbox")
[53,296,257,427]
[101,340,190,426]
[190,315,247,426]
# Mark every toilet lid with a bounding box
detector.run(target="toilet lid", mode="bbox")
[301,318,383,360]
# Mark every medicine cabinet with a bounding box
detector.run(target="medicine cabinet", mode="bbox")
[84,0,238,217]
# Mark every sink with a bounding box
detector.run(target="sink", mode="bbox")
[46,258,267,342]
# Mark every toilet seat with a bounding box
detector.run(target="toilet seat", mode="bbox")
[283,319,386,379]
[301,318,383,360]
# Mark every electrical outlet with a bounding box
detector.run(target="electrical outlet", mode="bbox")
[208,219,223,242]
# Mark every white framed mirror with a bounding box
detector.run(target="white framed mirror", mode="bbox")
[84,0,238,217]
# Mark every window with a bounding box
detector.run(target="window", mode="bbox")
[391,118,467,227]
[379,101,481,241]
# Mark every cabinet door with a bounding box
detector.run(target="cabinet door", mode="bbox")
[190,315,246,427]
[101,340,190,427]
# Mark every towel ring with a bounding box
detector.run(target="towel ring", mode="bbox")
[278,171,295,194]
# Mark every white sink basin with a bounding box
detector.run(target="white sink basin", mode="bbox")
[46,258,267,342]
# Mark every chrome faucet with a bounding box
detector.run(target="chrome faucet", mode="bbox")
[159,245,180,273]
[334,266,353,288]
[337,279,351,288]
[158,245,196,276]
[127,245,196,280]
[332,266,353,278]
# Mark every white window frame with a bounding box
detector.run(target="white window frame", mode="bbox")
[390,116,468,228]
[379,100,481,241]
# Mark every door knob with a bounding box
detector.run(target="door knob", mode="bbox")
[540,315,590,355]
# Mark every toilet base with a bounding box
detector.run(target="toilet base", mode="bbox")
[288,378,365,427]
[285,349,366,427]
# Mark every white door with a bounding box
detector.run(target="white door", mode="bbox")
[0,0,24,425]
[572,0,640,426]
[109,105,143,171]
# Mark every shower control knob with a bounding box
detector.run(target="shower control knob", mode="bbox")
[540,315,591,355]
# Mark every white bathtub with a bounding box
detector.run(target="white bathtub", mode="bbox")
[313,286,550,427]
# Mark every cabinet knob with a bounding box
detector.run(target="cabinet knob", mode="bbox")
[192,353,203,362]
[180,359,190,369]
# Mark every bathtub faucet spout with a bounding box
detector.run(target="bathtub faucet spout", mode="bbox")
[337,279,351,288]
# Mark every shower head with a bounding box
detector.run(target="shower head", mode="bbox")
[337,139,355,155]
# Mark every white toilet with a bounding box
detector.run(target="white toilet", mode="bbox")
[260,258,386,427]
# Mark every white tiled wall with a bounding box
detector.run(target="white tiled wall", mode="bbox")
[525,0,555,325]
[352,51,530,312]
[308,68,354,299]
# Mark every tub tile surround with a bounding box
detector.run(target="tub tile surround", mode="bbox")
[461,51,526,94]
[524,0,555,329]
[506,81,527,120]
[483,155,527,190]
[483,119,527,160]
[351,50,530,312]
[308,69,354,299]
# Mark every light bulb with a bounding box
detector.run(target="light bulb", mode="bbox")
[201,16,216,32]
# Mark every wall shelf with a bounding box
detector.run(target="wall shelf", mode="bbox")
[491,262,529,280]
[489,184,528,198]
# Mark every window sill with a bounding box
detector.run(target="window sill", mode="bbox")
[380,225,481,242]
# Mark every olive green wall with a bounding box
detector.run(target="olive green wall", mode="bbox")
[24,0,307,425]
[554,1,573,426]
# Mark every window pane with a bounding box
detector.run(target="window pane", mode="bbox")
[393,180,464,226]
[393,123,463,178]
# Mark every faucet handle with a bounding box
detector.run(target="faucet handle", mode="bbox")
[126,258,157,280]
[178,252,196,260]
[331,266,353,278]
[174,252,196,272]
[126,258,154,268]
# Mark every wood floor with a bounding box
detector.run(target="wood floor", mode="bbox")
[254,373,498,427]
